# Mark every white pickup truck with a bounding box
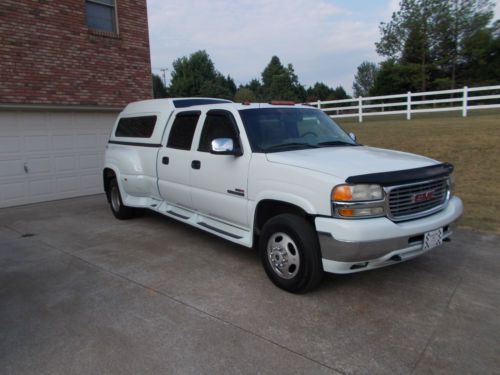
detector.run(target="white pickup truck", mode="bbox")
[103,98,463,293]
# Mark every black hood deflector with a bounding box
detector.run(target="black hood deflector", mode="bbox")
[345,163,454,186]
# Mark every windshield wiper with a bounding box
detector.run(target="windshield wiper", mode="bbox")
[317,140,357,147]
[264,142,319,152]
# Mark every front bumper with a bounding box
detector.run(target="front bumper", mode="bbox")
[315,196,463,274]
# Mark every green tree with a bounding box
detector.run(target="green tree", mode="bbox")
[352,61,379,97]
[234,87,257,102]
[260,56,305,101]
[152,74,168,98]
[169,50,236,99]
[374,0,496,93]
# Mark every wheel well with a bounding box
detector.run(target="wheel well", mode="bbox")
[103,168,116,202]
[254,200,314,236]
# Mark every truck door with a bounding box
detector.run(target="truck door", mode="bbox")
[156,111,200,210]
[190,110,251,228]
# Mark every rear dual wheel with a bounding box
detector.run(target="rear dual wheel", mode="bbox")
[108,178,134,220]
[259,214,323,293]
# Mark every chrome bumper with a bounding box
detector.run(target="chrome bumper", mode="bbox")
[316,196,463,274]
[318,223,455,263]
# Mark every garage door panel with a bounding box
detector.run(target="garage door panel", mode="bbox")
[80,174,101,190]
[56,176,79,193]
[79,153,101,170]
[29,179,53,197]
[55,156,76,172]
[26,158,51,174]
[0,136,21,153]
[25,135,50,152]
[2,181,27,200]
[0,160,25,177]
[53,134,75,150]
[77,134,98,149]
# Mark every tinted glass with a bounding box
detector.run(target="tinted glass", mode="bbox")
[173,99,232,108]
[167,113,200,150]
[115,116,156,138]
[198,113,238,152]
[86,1,115,32]
[239,108,356,152]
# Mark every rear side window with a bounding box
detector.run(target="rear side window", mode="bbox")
[167,112,200,150]
[115,116,157,138]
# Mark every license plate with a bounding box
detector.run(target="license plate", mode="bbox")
[423,228,444,250]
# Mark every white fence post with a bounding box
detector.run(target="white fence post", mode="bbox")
[462,86,468,117]
[358,96,363,123]
[310,83,499,120]
[407,91,411,120]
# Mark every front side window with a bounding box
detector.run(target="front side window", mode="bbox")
[167,112,200,150]
[115,116,156,138]
[238,108,357,153]
[198,112,239,152]
[86,0,117,32]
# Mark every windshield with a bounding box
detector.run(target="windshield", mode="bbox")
[239,107,357,153]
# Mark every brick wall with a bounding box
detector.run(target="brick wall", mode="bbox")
[0,0,152,108]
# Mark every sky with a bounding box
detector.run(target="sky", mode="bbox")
[147,0,500,94]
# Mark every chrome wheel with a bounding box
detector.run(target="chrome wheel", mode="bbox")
[110,185,121,212]
[266,232,300,279]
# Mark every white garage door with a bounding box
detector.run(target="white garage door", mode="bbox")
[0,110,118,208]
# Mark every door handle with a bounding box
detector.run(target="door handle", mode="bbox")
[191,160,201,169]
[162,156,169,165]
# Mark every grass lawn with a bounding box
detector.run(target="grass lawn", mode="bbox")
[337,110,500,234]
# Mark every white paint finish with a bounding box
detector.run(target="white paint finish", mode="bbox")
[265,146,437,181]
[0,110,117,208]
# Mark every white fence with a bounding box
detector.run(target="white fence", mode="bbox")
[313,84,500,122]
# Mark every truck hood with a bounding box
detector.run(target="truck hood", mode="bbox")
[265,146,438,180]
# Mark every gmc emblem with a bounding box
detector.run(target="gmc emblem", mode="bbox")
[412,190,434,203]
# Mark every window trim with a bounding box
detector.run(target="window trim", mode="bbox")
[85,0,119,35]
[197,110,242,153]
[166,111,201,151]
[114,115,157,139]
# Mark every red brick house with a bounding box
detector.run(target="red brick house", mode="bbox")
[0,0,152,207]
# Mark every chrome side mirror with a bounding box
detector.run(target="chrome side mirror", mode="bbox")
[210,138,237,155]
[349,132,357,142]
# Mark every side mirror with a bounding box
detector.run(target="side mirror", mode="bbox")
[210,138,241,156]
[349,132,357,142]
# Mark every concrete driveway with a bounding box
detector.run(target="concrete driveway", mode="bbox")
[1,195,499,374]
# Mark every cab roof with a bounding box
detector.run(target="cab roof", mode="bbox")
[121,97,315,116]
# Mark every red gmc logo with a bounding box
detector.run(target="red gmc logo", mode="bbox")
[412,191,434,203]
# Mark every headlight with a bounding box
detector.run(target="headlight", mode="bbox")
[331,184,385,218]
[331,184,383,202]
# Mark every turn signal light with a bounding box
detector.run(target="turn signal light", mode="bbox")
[332,186,353,201]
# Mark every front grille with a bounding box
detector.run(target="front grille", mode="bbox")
[387,177,449,221]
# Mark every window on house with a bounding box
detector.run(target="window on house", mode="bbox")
[167,112,201,150]
[86,0,117,33]
[115,116,157,138]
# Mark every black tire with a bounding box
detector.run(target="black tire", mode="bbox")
[259,214,323,293]
[108,178,134,220]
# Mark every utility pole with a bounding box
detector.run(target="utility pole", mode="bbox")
[160,68,168,86]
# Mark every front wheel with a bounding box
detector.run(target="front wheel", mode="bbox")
[108,178,134,220]
[259,214,323,293]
